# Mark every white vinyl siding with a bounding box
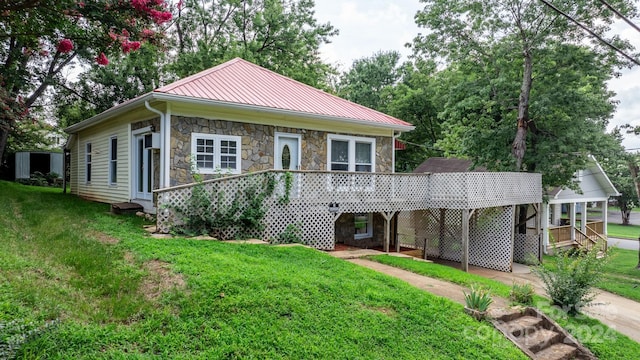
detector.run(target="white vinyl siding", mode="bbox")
[191,133,241,174]
[70,118,133,203]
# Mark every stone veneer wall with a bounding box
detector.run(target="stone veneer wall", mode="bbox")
[336,213,385,248]
[169,116,394,186]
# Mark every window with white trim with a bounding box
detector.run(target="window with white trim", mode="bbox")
[191,133,241,174]
[109,136,117,185]
[85,142,92,183]
[327,134,375,172]
[354,213,373,239]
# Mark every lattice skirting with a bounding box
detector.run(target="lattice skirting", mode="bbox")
[397,207,516,272]
[514,233,540,264]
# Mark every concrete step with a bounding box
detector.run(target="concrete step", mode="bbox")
[491,307,597,360]
[515,328,562,353]
[534,343,578,360]
[505,315,543,337]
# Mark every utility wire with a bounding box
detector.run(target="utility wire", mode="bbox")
[539,0,640,66]
[597,0,640,34]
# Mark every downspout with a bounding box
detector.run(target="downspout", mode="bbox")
[392,131,399,174]
[144,101,166,189]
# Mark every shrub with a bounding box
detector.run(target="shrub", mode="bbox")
[463,285,493,312]
[509,282,535,305]
[274,222,303,244]
[532,245,608,315]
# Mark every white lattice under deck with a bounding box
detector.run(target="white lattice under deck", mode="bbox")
[156,170,542,269]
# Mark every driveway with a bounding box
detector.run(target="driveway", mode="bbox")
[608,237,640,251]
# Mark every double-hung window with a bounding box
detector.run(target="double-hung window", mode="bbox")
[328,134,375,172]
[85,142,92,183]
[191,133,241,174]
[327,134,375,191]
[109,136,117,185]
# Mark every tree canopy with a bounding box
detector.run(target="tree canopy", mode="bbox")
[411,0,637,178]
[0,0,173,164]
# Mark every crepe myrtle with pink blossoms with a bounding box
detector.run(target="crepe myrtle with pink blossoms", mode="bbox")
[0,0,175,164]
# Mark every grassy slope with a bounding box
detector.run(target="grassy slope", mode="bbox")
[369,255,640,360]
[0,181,525,359]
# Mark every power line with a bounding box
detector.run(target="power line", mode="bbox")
[539,0,640,66]
[597,0,640,34]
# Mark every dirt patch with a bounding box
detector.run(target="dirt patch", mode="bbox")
[361,304,397,317]
[141,260,186,301]
[91,231,119,245]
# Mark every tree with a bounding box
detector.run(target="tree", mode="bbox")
[56,42,167,128]
[0,0,173,166]
[169,0,337,88]
[430,41,619,189]
[337,51,402,110]
[412,0,636,172]
[336,53,442,172]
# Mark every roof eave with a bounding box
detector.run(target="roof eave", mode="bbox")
[64,92,415,134]
[153,93,415,132]
[64,93,154,133]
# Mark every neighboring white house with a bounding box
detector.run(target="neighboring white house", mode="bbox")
[541,155,620,252]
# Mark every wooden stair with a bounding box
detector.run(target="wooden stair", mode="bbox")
[491,307,596,360]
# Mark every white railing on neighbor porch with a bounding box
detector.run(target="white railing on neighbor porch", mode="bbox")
[155,170,541,249]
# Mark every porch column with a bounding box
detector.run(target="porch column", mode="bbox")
[603,200,609,237]
[569,202,576,242]
[551,203,562,226]
[381,211,395,253]
[580,202,588,233]
[461,209,470,272]
[542,203,550,252]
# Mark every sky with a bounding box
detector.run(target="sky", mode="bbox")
[314,0,640,150]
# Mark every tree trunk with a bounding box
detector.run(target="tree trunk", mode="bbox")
[627,160,640,268]
[622,209,631,225]
[0,125,10,169]
[512,51,533,171]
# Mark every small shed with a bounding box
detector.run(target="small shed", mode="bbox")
[15,151,64,180]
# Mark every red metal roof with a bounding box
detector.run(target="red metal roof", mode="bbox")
[155,58,412,129]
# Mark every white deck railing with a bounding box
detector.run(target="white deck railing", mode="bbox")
[155,170,541,246]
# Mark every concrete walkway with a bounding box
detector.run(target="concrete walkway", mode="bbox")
[334,251,640,344]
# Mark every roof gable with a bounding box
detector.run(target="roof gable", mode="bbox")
[548,155,619,201]
[155,58,412,128]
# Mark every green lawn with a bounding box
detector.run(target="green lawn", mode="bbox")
[607,223,640,240]
[1,181,526,359]
[369,255,640,360]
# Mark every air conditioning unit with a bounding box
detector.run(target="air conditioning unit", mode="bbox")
[144,133,161,149]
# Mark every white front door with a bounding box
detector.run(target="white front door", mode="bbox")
[134,133,153,200]
[275,134,301,170]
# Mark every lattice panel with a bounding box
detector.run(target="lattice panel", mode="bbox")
[514,233,540,264]
[469,206,514,272]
